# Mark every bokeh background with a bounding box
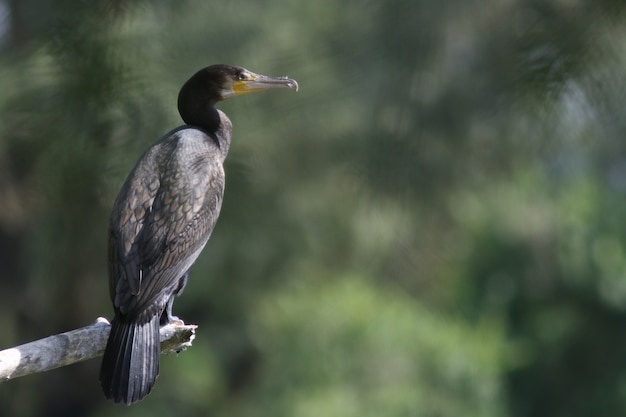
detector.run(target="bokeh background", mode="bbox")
[1,0,626,416]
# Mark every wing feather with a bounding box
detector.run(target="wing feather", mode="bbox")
[108,129,224,320]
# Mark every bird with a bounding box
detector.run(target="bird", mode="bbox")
[99,64,298,405]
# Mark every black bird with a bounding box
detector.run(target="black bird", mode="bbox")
[100,64,298,404]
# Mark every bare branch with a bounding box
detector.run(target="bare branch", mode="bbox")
[0,317,197,382]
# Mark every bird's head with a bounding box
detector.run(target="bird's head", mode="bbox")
[178,64,298,129]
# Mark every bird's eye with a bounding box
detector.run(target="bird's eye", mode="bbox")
[237,72,248,81]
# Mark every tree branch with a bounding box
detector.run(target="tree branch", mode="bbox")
[0,317,197,382]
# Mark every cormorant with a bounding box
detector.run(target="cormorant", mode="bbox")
[99,64,298,405]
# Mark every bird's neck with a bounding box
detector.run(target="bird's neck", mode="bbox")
[195,105,221,133]
[212,109,232,162]
[182,105,231,161]
[179,102,232,162]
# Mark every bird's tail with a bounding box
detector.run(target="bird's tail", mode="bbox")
[100,314,160,404]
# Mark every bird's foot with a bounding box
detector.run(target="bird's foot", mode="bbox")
[160,312,184,326]
[167,316,185,326]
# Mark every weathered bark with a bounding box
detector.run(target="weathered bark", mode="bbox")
[0,317,197,382]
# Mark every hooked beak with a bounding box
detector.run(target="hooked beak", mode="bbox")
[229,71,299,97]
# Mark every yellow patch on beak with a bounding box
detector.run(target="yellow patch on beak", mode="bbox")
[232,80,257,95]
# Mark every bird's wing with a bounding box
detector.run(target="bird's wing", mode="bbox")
[108,148,162,304]
[108,134,224,319]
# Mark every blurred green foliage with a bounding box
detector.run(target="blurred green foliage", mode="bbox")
[1,0,626,416]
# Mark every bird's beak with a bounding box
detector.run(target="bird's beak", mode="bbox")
[232,72,299,96]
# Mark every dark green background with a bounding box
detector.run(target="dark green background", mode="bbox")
[1,1,626,416]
